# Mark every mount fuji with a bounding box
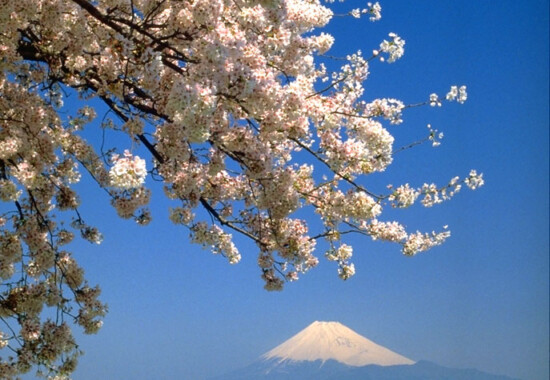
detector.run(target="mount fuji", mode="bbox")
[262,321,414,367]
[210,321,518,380]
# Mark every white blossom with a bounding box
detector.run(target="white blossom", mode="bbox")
[446,85,468,103]
[367,2,382,22]
[389,184,419,208]
[350,8,361,18]
[429,93,442,107]
[379,33,405,63]
[109,150,147,189]
[338,263,355,280]
[465,169,485,189]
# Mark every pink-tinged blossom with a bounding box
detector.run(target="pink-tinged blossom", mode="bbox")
[0,137,21,159]
[364,98,405,124]
[365,219,408,242]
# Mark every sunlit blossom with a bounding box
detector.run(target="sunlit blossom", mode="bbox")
[109,151,147,190]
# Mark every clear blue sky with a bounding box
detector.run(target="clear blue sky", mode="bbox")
[64,1,549,380]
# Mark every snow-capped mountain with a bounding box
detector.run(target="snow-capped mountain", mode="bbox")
[210,321,518,380]
[262,320,414,367]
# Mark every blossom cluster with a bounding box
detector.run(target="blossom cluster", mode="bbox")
[378,33,406,63]
[388,184,419,208]
[447,85,468,103]
[109,150,147,190]
[191,223,241,264]
[402,229,451,256]
[465,169,485,189]
[364,219,408,242]
[326,244,355,280]
[0,42,107,376]
[430,85,468,106]
[388,172,483,209]
[350,2,382,22]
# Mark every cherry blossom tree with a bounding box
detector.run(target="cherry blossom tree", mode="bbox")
[0,0,483,377]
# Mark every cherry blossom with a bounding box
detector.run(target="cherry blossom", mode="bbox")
[109,150,147,190]
[379,33,406,63]
[446,85,468,103]
[0,0,483,377]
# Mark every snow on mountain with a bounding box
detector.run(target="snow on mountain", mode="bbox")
[261,321,415,367]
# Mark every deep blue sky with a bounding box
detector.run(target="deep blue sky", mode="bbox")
[64,1,548,380]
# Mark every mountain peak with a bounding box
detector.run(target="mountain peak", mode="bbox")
[262,321,415,367]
